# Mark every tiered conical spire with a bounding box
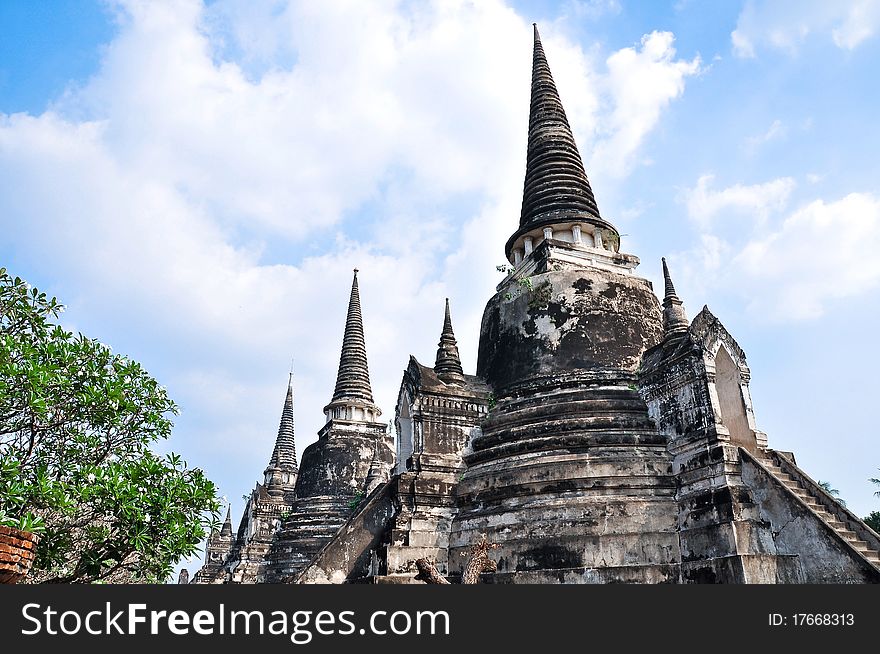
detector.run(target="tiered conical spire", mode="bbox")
[434,298,465,384]
[330,270,375,404]
[661,258,689,338]
[505,25,619,259]
[663,258,677,298]
[220,506,233,537]
[264,374,298,498]
[267,373,298,471]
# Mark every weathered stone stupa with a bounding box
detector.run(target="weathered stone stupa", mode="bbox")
[447,24,677,581]
[190,25,880,584]
[259,270,394,582]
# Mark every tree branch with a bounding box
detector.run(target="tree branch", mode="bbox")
[414,558,449,584]
[413,534,498,585]
[461,534,498,584]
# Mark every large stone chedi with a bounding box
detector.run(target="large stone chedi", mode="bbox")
[449,24,675,582]
[194,26,880,584]
[445,25,879,583]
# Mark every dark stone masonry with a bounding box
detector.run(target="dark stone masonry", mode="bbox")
[189,25,880,584]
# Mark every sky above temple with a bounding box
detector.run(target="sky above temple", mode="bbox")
[2,0,880,568]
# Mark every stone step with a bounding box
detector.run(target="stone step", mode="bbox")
[763,460,880,566]
[370,574,427,585]
[281,523,348,532]
[277,532,341,543]
[386,546,448,575]
[285,509,351,518]
[286,520,351,529]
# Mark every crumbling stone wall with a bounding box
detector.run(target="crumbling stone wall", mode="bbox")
[639,308,789,583]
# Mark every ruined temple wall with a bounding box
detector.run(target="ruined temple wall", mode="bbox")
[296,482,399,584]
[225,497,291,583]
[260,495,355,583]
[639,316,792,583]
[381,365,490,578]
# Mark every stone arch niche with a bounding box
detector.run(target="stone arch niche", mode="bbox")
[713,345,757,453]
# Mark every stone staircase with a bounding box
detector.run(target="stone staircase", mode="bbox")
[755,450,880,568]
[260,495,354,582]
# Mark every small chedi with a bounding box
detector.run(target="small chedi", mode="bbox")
[190,25,880,584]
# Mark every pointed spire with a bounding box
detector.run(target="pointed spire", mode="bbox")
[434,298,465,384]
[661,258,689,337]
[267,373,298,471]
[330,269,375,404]
[505,24,613,260]
[662,257,678,298]
[220,506,232,537]
[264,374,298,498]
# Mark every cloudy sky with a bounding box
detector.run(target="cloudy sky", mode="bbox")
[3,0,880,570]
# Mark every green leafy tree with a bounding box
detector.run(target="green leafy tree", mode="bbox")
[860,471,880,534]
[0,269,220,583]
[817,480,846,507]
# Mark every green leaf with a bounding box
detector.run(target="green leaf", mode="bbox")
[0,268,220,582]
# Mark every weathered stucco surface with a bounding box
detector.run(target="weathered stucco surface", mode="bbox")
[446,257,681,583]
[477,263,662,392]
[742,454,879,583]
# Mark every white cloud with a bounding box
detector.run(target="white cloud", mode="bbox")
[730,28,756,58]
[677,173,880,322]
[60,0,536,241]
[832,0,880,48]
[664,234,731,304]
[734,193,880,319]
[590,31,701,177]
[745,118,785,152]
[732,0,880,57]
[0,0,700,504]
[684,173,796,228]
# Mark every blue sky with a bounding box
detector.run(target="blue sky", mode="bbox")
[2,0,880,572]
